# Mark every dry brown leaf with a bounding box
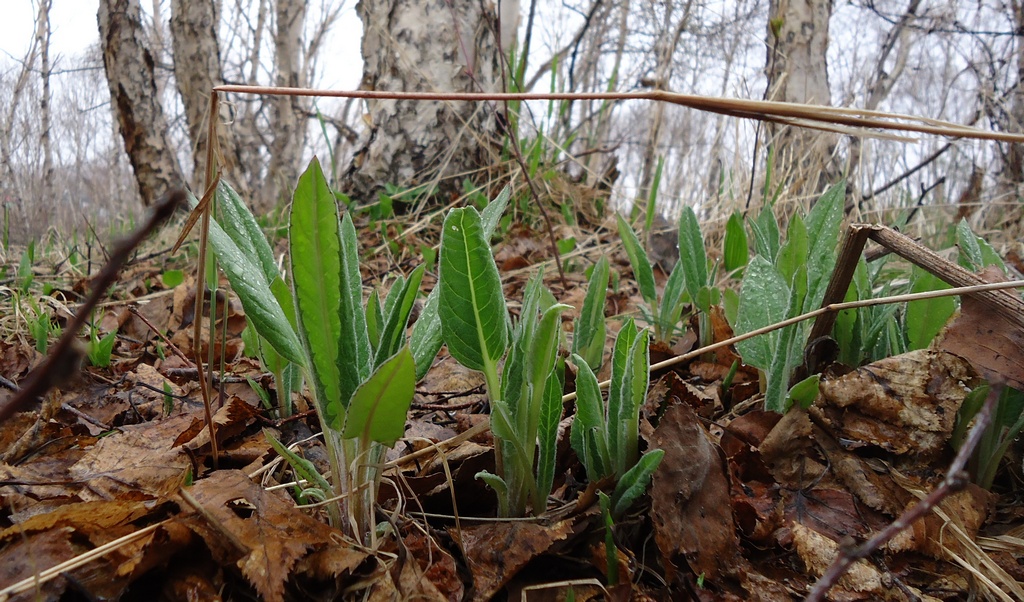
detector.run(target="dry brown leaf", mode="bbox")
[457,515,579,601]
[184,469,344,602]
[813,349,975,457]
[649,401,741,585]
[938,266,1024,389]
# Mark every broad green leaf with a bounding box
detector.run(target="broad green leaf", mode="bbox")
[481,185,511,239]
[535,362,564,512]
[162,269,184,288]
[343,346,415,445]
[337,212,373,408]
[678,206,708,302]
[723,212,749,275]
[610,449,664,518]
[374,265,425,367]
[264,429,334,495]
[734,256,790,370]
[290,158,343,422]
[438,207,509,373]
[217,181,279,285]
[573,256,609,370]
[905,267,954,350]
[202,195,305,366]
[616,215,657,309]
[524,302,572,437]
[570,354,611,480]
[410,287,442,381]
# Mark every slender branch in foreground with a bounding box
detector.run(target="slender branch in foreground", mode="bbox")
[212,85,1024,144]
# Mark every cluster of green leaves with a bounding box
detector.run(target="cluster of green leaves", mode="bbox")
[571,319,664,519]
[203,158,425,541]
[436,192,574,517]
[617,207,717,345]
[732,182,845,412]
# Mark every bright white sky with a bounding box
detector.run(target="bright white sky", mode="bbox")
[0,0,363,88]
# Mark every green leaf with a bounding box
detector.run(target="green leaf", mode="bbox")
[162,269,184,288]
[786,374,821,409]
[677,206,708,302]
[290,158,343,423]
[475,470,510,517]
[217,180,279,285]
[607,320,639,469]
[573,256,609,370]
[804,181,845,312]
[88,330,117,367]
[905,267,955,350]
[617,328,649,474]
[264,429,334,496]
[657,262,687,340]
[535,362,564,512]
[723,212,749,275]
[481,185,511,239]
[438,207,509,373]
[957,219,1005,273]
[337,212,373,408]
[374,265,425,367]
[410,287,442,381]
[616,215,657,309]
[749,204,780,264]
[776,214,807,287]
[199,194,305,366]
[734,256,790,370]
[366,289,383,354]
[610,449,664,518]
[570,354,611,480]
[343,346,415,445]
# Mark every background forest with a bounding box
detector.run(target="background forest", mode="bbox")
[1,0,1023,241]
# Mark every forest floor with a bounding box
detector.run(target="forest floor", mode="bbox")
[0,200,1022,602]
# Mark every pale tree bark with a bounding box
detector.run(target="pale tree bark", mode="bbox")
[98,0,184,206]
[765,0,838,200]
[169,0,249,196]
[36,0,54,203]
[264,0,309,209]
[344,0,503,205]
[1002,0,1024,190]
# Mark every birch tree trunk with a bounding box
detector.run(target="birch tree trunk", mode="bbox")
[264,0,308,209]
[344,0,503,205]
[98,0,184,206]
[36,0,54,204]
[765,0,838,200]
[170,0,248,197]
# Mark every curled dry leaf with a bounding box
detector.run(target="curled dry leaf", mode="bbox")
[812,349,976,457]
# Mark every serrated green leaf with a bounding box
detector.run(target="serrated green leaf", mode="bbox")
[343,346,415,445]
[616,215,657,309]
[749,204,781,263]
[804,181,845,311]
[438,207,509,373]
[618,328,649,474]
[723,212,749,275]
[678,206,708,302]
[610,449,663,518]
[290,158,343,423]
[776,214,807,286]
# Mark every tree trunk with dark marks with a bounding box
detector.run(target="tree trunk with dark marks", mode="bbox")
[98,0,184,206]
[343,0,505,206]
[765,0,839,202]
